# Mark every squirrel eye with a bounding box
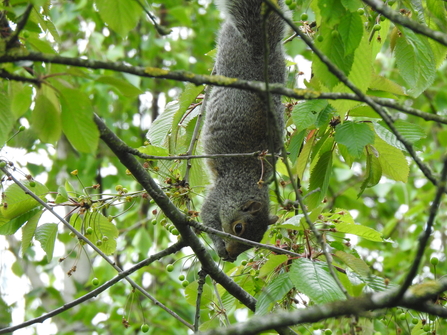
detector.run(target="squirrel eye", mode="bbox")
[233,222,244,235]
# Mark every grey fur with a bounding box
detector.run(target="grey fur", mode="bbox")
[201,0,286,261]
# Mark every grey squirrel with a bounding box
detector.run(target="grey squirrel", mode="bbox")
[201,0,286,261]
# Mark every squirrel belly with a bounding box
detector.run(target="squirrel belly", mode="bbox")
[201,0,286,261]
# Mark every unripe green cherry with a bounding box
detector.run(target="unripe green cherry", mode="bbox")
[411,318,419,324]
[423,324,430,331]
[324,330,333,335]
[430,257,439,265]
[19,125,26,132]
[300,13,308,21]
[373,24,381,31]
[141,324,149,333]
[289,2,296,9]
[166,264,174,272]
[357,8,365,15]
[91,277,99,286]
[171,228,180,235]
[96,239,103,246]
[178,274,185,281]
[399,312,406,320]
[182,280,189,287]
[0,161,6,168]
[29,181,36,187]
[317,35,324,42]
[241,260,248,266]
[86,227,93,235]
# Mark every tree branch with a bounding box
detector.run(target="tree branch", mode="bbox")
[0,165,193,331]
[93,114,258,311]
[393,156,447,302]
[196,278,447,335]
[362,0,447,47]
[0,241,186,335]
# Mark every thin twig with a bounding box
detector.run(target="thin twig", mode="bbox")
[362,0,447,47]
[194,269,207,331]
[6,4,33,49]
[392,156,447,303]
[0,241,186,335]
[0,165,193,331]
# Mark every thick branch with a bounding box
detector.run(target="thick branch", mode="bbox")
[93,114,258,311]
[196,278,447,335]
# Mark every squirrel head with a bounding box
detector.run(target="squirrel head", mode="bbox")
[222,200,277,261]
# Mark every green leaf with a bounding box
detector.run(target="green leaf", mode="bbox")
[55,186,69,204]
[147,101,179,147]
[1,180,48,219]
[292,100,328,132]
[185,280,213,308]
[296,132,315,179]
[289,258,346,304]
[0,207,41,235]
[259,254,288,278]
[255,273,294,315]
[373,135,409,183]
[335,121,374,157]
[138,145,169,157]
[0,92,14,146]
[373,120,426,151]
[95,0,141,36]
[358,150,382,196]
[96,76,142,98]
[60,88,99,154]
[323,210,384,242]
[21,211,42,256]
[307,150,333,209]
[395,28,436,97]
[10,83,32,118]
[334,250,370,277]
[31,92,61,144]
[35,223,58,262]
[70,212,119,255]
[369,74,406,96]
[338,12,363,56]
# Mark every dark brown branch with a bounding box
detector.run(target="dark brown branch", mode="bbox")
[6,4,33,49]
[93,114,258,311]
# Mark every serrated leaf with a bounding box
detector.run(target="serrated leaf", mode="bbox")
[335,250,370,277]
[255,273,294,315]
[185,280,214,307]
[0,207,41,235]
[296,132,316,179]
[35,223,58,262]
[373,120,426,151]
[96,76,142,97]
[307,150,333,209]
[138,145,169,157]
[369,74,406,96]
[259,255,288,278]
[55,186,69,204]
[289,258,346,304]
[95,0,141,36]
[60,88,99,154]
[21,211,41,256]
[358,150,382,196]
[70,212,118,255]
[335,121,374,157]
[146,101,178,146]
[11,83,32,118]
[31,92,61,144]
[339,12,363,56]
[292,100,328,132]
[0,92,14,146]
[395,28,436,97]
[323,210,383,242]
[1,180,48,219]
[373,136,409,183]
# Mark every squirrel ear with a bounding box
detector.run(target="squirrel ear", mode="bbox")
[242,201,263,213]
[269,215,278,225]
